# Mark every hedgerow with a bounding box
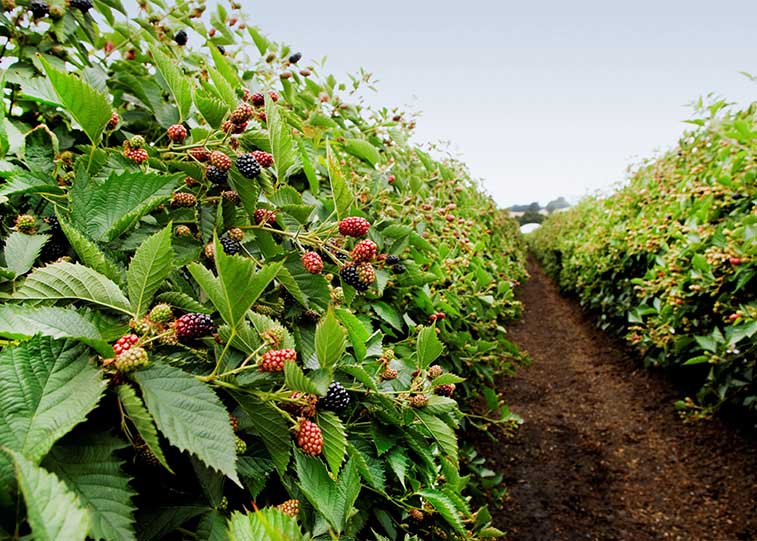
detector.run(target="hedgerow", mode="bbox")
[530,98,756,416]
[0,0,526,539]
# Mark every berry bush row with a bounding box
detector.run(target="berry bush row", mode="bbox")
[0,0,526,539]
[530,98,757,417]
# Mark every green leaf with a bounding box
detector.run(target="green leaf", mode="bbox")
[415,411,458,464]
[416,489,465,534]
[58,218,122,283]
[117,384,171,472]
[210,45,241,88]
[265,96,300,181]
[315,307,346,369]
[133,363,239,485]
[327,140,352,219]
[188,249,282,330]
[208,66,238,110]
[386,448,408,488]
[3,232,48,276]
[247,26,270,56]
[0,170,62,198]
[276,266,310,308]
[233,395,290,475]
[335,308,369,361]
[342,138,381,167]
[298,138,318,194]
[70,170,179,241]
[318,411,347,475]
[155,291,212,314]
[228,508,305,541]
[284,361,320,395]
[4,449,91,541]
[39,56,111,144]
[127,225,174,318]
[152,49,192,121]
[194,88,227,129]
[12,261,132,315]
[0,305,110,356]
[43,433,137,541]
[348,442,386,492]
[294,452,350,532]
[371,301,403,332]
[417,325,443,368]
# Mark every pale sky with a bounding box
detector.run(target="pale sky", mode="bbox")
[248,1,756,207]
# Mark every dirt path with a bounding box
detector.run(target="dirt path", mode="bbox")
[482,258,757,541]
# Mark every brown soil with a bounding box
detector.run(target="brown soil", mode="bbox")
[482,257,757,541]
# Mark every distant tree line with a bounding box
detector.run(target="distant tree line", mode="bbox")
[510,197,570,225]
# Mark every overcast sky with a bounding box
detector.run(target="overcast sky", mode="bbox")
[246,0,757,207]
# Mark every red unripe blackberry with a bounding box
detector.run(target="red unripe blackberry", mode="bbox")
[435,384,455,397]
[175,313,213,342]
[220,237,242,255]
[210,151,232,171]
[236,153,261,178]
[107,112,119,129]
[229,414,239,432]
[148,304,173,324]
[268,91,280,102]
[250,92,265,107]
[350,239,377,262]
[254,208,277,225]
[301,252,324,274]
[222,120,247,134]
[114,347,149,372]
[338,216,371,237]
[295,419,323,456]
[729,257,742,265]
[387,174,395,184]
[251,150,274,168]
[241,88,252,102]
[277,499,299,517]
[189,147,209,162]
[408,394,429,408]
[230,102,253,124]
[257,112,267,123]
[170,192,196,207]
[167,124,188,143]
[113,334,139,355]
[128,148,149,164]
[222,190,240,202]
[258,348,297,372]
[409,509,424,521]
[205,165,228,184]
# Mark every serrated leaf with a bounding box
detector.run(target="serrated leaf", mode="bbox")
[194,88,227,129]
[133,363,239,485]
[415,411,458,465]
[117,384,171,472]
[0,170,62,197]
[416,489,465,533]
[424,395,459,415]
[386,448,408,488]
[127,225,174,317]
[417,325,444,368]
[135,506,208,541]
[4,449,91,541]
[152,49,192,121]
[265,96,300,182]
[276,266,310,308]
[326,140,352,219]
[228,508,306,541]
[210,45,241,88]
[247,26,270,56]
[318,411,347,475]
[0,337,106,486]
[234,394,290,475]
[71,170,179,241]
[432,373,466,386]
[12,261,132,315]
[208,66,238,109]
[298,138,318,194]
[315,307,346,369]
[155,291,212,314]
[335,308,369,361]
[58,218,122,283]
[43,433,137,541]
[3,232,48,276]
[39,56,111,144]
[197,511,229,541]
[342,138,381,167]
[294,452,349,532]
[188,249,281,330]
[348,442,386,492]
[0,305,110,356]
[284,361,320,395]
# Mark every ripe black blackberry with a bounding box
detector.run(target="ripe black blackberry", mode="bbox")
[340,264,368,292]
[174,29,188,46]
[220,237,241,255]
[29,0,48,17]
[40,235,68,262]
[319,382,350,412]
[236,153,261,179]
[175,313,213,342]
[69,0,92,11]
[392,263,406,274]
[44,216,62,235]
[386,255,400,265]
[205,165,228,184]
[289,52,302,64]
[216,45,225,55]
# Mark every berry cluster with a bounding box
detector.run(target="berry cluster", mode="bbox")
[210,151,232,171]
[205,165,227,184]
[113,334,139,355]
[258,348,297,372]
[340,262,375,292]
[319,382,350,412]
[251,150,274,168]
[230,102,253,124]
[236,153,261,178]
[219,237,242,255]
[301,252,324,274]
[350,239,377,262]
[114,347,149,372]
[338,216,371,237]
[175,313,213,343]
[295,419,323,456]
[189,147,209,162]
